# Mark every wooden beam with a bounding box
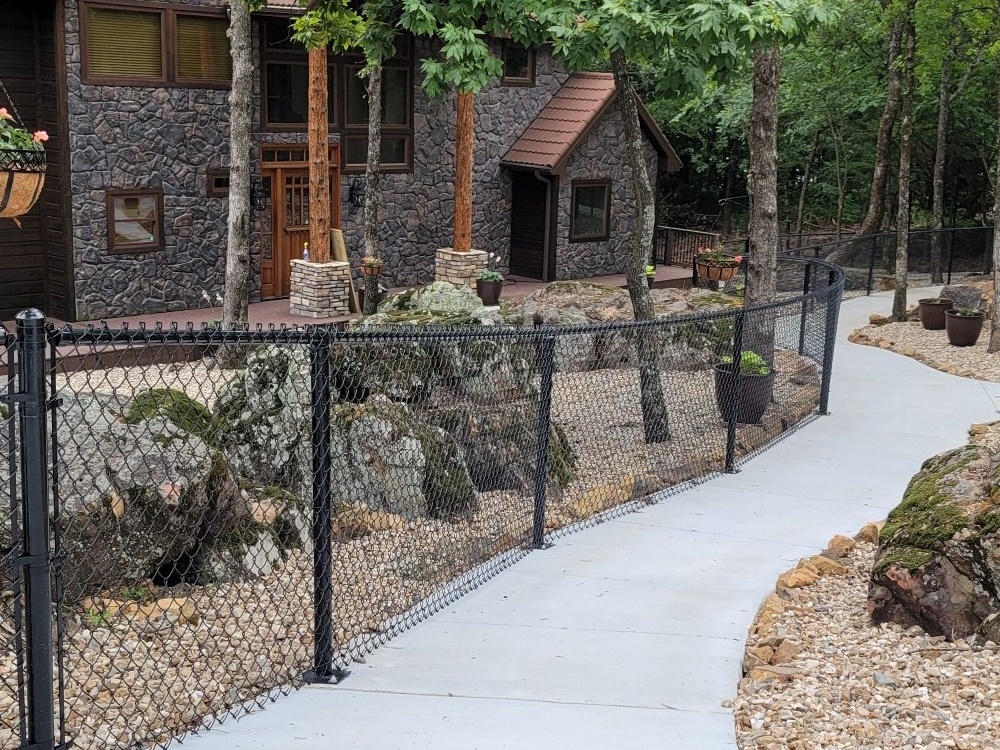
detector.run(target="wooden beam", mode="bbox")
[453,91,473,252]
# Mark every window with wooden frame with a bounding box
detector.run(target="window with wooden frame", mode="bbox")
[81,1,230,86]
[107,190,164,254]
[207,169,230,198]
[260,20,414,173]
[569,180,611,242]
[501,40,535,86]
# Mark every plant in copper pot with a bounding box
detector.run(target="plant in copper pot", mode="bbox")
[917,296,953,330]
[714,350,774,424]
[944,307,985,347]
[695,244,742,282]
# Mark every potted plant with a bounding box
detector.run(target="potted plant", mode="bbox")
[476,269,504,306]
[0,106,47,222]
[944,307,985,347]
[714,350,775,424]
[695,244,743,282]
[475,252,504,306]
[917,296,953,330]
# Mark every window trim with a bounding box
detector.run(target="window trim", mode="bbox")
[501,40,535,87]
[206,168,230,198]
[569,179,612,243]
[106,189,165,255]
[80,0,230,88]
[259,19,415,174]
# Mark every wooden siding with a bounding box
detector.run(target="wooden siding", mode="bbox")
[0,0,71,321]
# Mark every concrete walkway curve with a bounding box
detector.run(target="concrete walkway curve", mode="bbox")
[183,290,1000,750]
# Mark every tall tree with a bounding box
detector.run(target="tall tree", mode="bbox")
[856,15,903,237]
[892,2,915,321]
[222,0,265,330]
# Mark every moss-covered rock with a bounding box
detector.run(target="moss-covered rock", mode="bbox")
[126,388,217,443]
[379,281,484,315]
[868,444,1000,639]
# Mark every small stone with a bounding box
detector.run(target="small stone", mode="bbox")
[855,522,882,545]
[770,639,801,664]
[826,534,857,557]
[777,567,819,589]
[874,672,897,686]
[807,555,848,576]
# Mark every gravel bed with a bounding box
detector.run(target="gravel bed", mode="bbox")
[849,322,1000,382]
[735,536,1000,750]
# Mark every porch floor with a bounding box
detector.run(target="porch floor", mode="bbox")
[2,265,692,331]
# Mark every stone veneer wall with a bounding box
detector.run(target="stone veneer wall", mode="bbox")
[337,40,569,287]
[555,107,660,280]
[64,0,234,320]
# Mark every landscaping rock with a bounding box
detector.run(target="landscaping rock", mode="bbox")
[940,284,984,310]
[330,397,477,519]
[379,281,485,315]
[868,444,1000,639]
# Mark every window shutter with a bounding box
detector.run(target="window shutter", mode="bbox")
[86,7,163,78]
[176,15,231,81]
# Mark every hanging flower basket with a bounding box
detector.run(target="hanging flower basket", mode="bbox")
[0,148,46,220]
[696,259,740,282]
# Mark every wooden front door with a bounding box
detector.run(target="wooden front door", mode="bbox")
[509,170,555,281]
[260,146,340,299]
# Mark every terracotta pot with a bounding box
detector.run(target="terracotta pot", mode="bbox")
[476,279,503,306]
[714,363,775,424]
[360,265,383,277]
[917,298,953,330]
[696,261,739,282]
[945,310,984,347]
[0,149,46,220]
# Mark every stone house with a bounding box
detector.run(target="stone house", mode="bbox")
[0,0,681,322]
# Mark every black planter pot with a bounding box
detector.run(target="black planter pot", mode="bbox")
[918,298,953,330]
[713,363,775,424]
[944,310,985,346]
[476,279,503,306]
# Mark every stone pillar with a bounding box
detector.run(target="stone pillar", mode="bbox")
[434,248,488,288]
[289,259,351,318]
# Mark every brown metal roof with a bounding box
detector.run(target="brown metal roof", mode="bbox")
[501,72,682,175]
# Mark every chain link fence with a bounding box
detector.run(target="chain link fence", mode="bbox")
[0,256,843,750]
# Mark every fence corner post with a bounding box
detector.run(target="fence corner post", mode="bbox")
[531,335,557,549]
[819,283,842,415]
[15,308,57,750]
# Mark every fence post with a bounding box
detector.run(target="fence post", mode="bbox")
[531,335,556,549]
[305,329,342,683]
[866,235,877,296]
[16,309,56,750]
[819,276,842,415]
[724,309,746,473]
[798,264,812,355]
[664,228,674,266]
[946,228,955,285]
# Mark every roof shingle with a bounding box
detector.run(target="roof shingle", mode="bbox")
[501,72,681,174]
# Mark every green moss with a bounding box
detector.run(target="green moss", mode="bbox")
[691,292,741,308]
[975,505,1000,535]
[873,546,937,575]
[126,388,217,443]
[545,280,620,293]
[879,448,977,550]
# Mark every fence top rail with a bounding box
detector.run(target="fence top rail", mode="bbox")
[49,257,844,347]
[658,225,720,238]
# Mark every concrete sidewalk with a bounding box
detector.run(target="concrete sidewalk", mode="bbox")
[183,290,1000,750]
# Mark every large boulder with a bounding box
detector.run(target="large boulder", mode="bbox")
[330,397,477,519]
[868,444,1000,640]
[379,281,485,315]
[940,284,984,310]
[50,394,299,601]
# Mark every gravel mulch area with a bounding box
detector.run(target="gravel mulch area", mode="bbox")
[850,322,1000,382]
[734,421,1000,750]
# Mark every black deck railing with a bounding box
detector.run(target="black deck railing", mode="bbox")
[1,256,843,750]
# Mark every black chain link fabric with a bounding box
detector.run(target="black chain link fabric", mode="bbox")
[0,255,844,750]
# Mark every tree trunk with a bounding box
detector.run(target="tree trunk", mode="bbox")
[987,82,1000,352]
[610,48,669,444]
[832,124,845,240]
[308,46,330,263]
[453,91,473,252]
[856,20,903,238]
[930,18,957,284]
[222,0,252,331]
[892,11,915,321]
[794,128,819,249]
[746,46,780,308]
[362,59,383,314]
